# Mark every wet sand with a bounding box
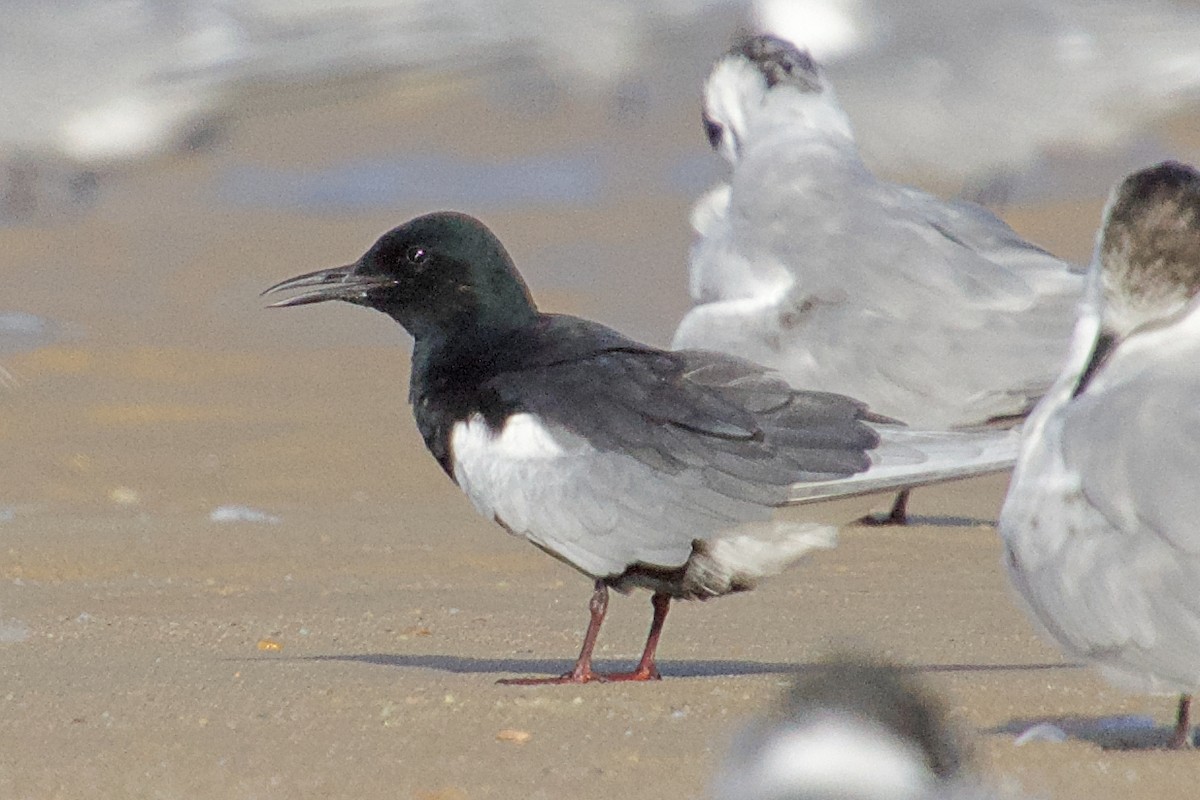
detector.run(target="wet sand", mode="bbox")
[2,75,1198,798]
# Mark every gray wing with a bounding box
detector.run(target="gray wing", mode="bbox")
[1063,362,1200,556]
[456,345,878,580]
[1035,356,1200,687]
[494,346,879,494]
[676,147,1085,429]
[787,426,1019,504]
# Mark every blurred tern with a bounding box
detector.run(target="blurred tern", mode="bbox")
[754,0,1200,188]
[711,656,1000,800]
[265,211,1015,684]
[1000,161,1200,749]
[674,35,1084,521]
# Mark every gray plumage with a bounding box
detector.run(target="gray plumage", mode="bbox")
[675,34,1084,430]
[1001,162,1200,744]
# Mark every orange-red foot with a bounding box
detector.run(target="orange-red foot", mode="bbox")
[1167,729,1194,749]
[497,665,661,685]
[497,670,602,686]
[598,666,661,682]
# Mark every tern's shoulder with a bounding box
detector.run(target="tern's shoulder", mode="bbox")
[508,313,660,364]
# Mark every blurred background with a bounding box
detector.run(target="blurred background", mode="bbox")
[4,0,1200,514]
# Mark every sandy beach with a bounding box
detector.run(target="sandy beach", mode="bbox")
[3,70,1200,799]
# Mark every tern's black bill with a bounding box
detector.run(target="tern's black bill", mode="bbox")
[261,265,395,308]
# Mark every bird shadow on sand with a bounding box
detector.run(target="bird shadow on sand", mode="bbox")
[988,714,1189,751]
[304,653,795,678]
[855,515,998,529]
[907,514,997,528]
[298,653,1075,681]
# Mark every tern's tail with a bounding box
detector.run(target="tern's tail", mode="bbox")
[785,425,1019,505]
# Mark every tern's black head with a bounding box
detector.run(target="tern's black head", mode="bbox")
[264,212,538,341]
[1097,161,1200,337]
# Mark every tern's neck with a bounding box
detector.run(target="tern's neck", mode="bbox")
[742,97,859,167]
[1021,271,1104,439]
[760,89,855,142]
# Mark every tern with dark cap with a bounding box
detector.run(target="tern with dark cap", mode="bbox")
[265,211,1016,684]
[674,34,1084,524]
[1001,161,1200,748]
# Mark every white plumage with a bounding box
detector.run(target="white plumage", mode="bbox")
[1004,299,1200,694]
[718,717,937,800]
[451,410,1016,592]
[450,412,838,591]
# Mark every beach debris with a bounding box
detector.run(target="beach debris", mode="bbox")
[495,728,532,744]
[109,486,140,506]
[1013,723,1068,745]
[397,625,432,640]
[0,619,31,644]
[256,637,283,652]
[209,505,281,524]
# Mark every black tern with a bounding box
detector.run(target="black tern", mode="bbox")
[265,211,1017,684]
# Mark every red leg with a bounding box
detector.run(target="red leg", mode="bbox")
[602,593,670,682]
[1168,694,1193,749]
[858,489,910,527]
[498,581,609,685]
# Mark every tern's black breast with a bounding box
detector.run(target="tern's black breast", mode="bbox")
[409,341,519,478]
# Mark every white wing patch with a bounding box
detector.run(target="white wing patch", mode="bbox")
[453,412,565,466]
[450,412,574,531]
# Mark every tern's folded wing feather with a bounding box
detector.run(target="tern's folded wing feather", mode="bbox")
[444,317,888,580]
[1005,342,1200,691]
[677,143,1085,428]
[490,317,880,490]
[785,426,1019,504]
[1063,368,1200,556]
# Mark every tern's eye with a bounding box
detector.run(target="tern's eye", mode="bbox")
[406,245,429,267]
[702,114,724,150]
